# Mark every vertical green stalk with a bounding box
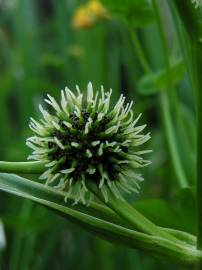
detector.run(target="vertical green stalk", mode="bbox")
[129,30,151,74]
[194,40,202,259]
[168,1,196,94]
[159,92,188,188]
[171,0,202,267]
[187,36,202,270]
[130,0,188,188]
[172,0,201,40]
[152,0,188,188]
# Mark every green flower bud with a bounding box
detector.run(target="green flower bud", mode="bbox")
[27,83,151,204]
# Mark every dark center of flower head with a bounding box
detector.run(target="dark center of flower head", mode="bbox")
[47,109,128,183]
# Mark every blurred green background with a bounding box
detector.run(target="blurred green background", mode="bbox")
[0,0,196,269]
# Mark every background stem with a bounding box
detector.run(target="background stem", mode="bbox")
[0,161,45,174]
[129,30,151,73]
[159,92,188,188]
[171,0,202,268]
[152,0,188,188]
[193,41,202,260]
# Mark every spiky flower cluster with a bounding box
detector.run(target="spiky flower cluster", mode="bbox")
[27,83,151,204]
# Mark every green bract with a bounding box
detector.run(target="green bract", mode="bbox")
[27,83,151,204]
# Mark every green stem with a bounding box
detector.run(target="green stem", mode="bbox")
[88,182,184,245]
[129,1,188,188]
[0,161,46,174]
[160,93,188,188]
[168,1,196,96]
[129,29,151,73]
[193,41,202,266]
[0,161,195,246]
[160,227,196,246]
[6,175,199,266]
[0,163,198,264]
[152,0,188,188]
[47,200,202,266]
[0,159,184,245]
[171,1,202,268]
[172,0,201,41]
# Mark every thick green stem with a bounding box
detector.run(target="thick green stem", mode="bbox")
[0,160,196,245]
[160,227,196,246]
[0,160,179,242]
[0,161,46,174]
[0,161,198,264]
[0,173,199,266]
[88,182,184,245]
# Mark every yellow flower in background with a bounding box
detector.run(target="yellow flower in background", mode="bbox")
[72,6,95,29]
[86,0,110,20]
[72,0,110,30]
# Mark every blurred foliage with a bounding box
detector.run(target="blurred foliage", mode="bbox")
[137,59,185,95]
[0,0,196,269]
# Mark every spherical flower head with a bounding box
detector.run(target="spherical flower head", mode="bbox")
[27,83,151,205]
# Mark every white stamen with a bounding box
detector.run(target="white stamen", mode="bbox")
[54,137,65,149]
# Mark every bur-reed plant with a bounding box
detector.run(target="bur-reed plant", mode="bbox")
[1,0,202,269]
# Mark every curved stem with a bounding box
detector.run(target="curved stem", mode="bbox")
[0,173,199,265]
[88,182,184,246]
[0,161,46,174]
[0,159,197,262]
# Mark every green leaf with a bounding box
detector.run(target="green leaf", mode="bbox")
[0,173,199,265]
[175,187,197,234]
[134,199,179,229]
[137,59,185,95]
[133,187,197,234]
[102,0,154,27]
